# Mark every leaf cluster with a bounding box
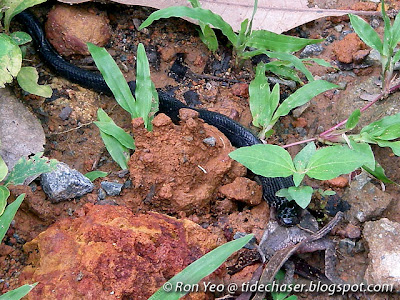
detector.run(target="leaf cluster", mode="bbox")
[139,1,323,73]
[249,63,338,139]
[349,0,400,93]
[229,142,374,208]
[88,43,158,170]
[0,0,52,97]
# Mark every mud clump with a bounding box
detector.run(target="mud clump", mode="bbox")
[332,33,367,64]
[46,4,111,56]
[128,109,247,214]
[20,204,222,299]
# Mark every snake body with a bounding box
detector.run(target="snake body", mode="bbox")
[16,10,301,225]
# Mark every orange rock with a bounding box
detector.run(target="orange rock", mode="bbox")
[128,111,246,214]
[292,117,308,128]
[20,204,222,299]
[219,177,262,206]
[332,33,367,64]
[45,5,111,56]
[326,176,349,188]
[231,83,249,98]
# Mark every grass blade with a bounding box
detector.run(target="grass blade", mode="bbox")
[349,14,383,54]
[0,194,24,242]
[149,234,254,300]
[93,121,135,149]
[273,80,338,121]
[246,30,322,53]
[0,283,38,300]
[87,43,136,117]
[135,43,159,130]
[140,6,237,46]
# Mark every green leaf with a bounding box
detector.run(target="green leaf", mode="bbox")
[375,124,400,140]
[360,113,400,139]
[0,194,24,242]
[0,186,10,216]
[198,24,218,52]
[305,145,369,180]
[377,140,400,156]
[265,51,314,82]
[0,33,21,88]
[135,43,159,130]
[10,31,31,45]
[349,140,375,170]
[321,190,336,196]
[84,171,108,182]
[276,188,294,201]
[229,144,295,178]
[287,186,313,209]
[293,142,316,171]
[346,109,361,129]
[246,30,322,53]
[87,43,136,117]
[349,14,383,54]
[96,109,131,170]
[264,63,302,84]
[16,66,52,98]
[4,153,58,186]
[0,155,8,182]
[390,7,400,48]
[0,283,37,300]
[272,80,338,121]
[249,63,277,128]
[3,0,47,31]
[149,234,253,300]
[93,121,135,149]
[292,173,305,187]
[381,0,391,58]
[140,7,237,46]
[363,162,396,185]
[392,50,400,65]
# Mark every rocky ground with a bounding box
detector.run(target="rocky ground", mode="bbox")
[1,0,400,299]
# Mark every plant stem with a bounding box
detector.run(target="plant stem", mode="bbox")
[282,137,316,149]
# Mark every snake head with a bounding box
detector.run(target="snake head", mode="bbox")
[276,203,302,226]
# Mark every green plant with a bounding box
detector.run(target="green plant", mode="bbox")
[149,234,253,300]
[249,62,338,139]
[270,270,298,300]
[187,0,218,52]
[0,0,52,97]
[229,142,374,208]
[0,152,58,299]
[349,0,400,96]
[84,170,108,182]
[139,1,322,73]
[88,42,159,170]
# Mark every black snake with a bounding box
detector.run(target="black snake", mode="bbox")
[16,10,302,225]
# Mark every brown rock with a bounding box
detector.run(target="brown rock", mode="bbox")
[292,117,308,128]
[352,49,371,63]
[45,5,111,56]
[219,177,262,206]
[332,33,366,64]
[325,176,348,188]
[231,83,249,98]
[20,204,222,299]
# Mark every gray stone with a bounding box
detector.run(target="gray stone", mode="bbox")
[299,44,324,58]
[0,87,45,170]
[59,106,73,120]
[101,181,123,196]
[363,218,400,289]
[339,238,356,254]
[41,163,94,202]
[98,188,106,200]
[344,172,393,224]
[203,136,216,147]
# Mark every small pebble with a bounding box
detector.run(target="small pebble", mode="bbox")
[101,181,123,196]
[59,106,73,120]
[299,44,324,58]
[334,25,344,32]
[98,188,106,200]
[203,136,216,147]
